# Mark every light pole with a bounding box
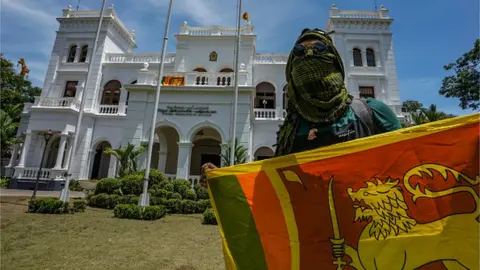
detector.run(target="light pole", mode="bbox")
[31,130,53,200]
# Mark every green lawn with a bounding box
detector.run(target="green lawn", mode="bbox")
[0,197,225,270]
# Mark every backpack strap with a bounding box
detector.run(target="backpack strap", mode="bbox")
[350,98,377,135]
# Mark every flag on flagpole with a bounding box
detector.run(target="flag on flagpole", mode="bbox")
[206,113,480,270]
[242,12,249,22]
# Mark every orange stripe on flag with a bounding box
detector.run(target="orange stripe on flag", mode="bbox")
[237,171,291,270]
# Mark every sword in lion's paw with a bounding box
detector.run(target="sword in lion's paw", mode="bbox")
[328,176,347,270]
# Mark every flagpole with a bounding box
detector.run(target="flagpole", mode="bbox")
[229,0,242,166]
[60,0,107,202]
[139,0,174,207]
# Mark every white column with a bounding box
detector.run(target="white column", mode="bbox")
[74,46,82,62]
[362,49,367,67]
[6,143,21,167]
[118,88,128,114]
[62,137,72,169]
[157,150,167,173]
[176,142,193,180]
[85,46,93,64]
[16,131,32,168]
[53,134,68,169]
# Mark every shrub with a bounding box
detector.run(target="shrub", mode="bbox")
[165,191,174,199]
[164,183,174,192]
[184,190,197,201]
[172,179,191,192]
[195,199,211,213]
[180,200,197,214]
[28,198,70,214]
[134,169,167,187]
[121,174,143,195]
[72,199,87,212]
[165,199,181,214]
[171,192,182,200]
[195,187,210,200]
[202,208,218,225]
[95,178,122,195]
[114,204,167,220]
[149,187,168,198]
[88,193,119,209]
[0,177,10,189]
[70,180,83,191]
[150,196,167,206]
[117,194,139,205]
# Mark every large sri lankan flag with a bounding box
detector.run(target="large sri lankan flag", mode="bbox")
[205,113,479,270]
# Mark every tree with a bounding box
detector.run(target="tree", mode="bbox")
[221,137,248,166]
[439,39,480,110]
[420,104,447,122]
[104,143,146,177]
[0,110,23,158]
[402,100,423,113]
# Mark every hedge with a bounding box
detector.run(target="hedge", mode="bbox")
[203,208,218,225]
[28,198,87,214]
[114,204,167,220]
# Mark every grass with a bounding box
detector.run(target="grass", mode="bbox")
[0,197,225,270]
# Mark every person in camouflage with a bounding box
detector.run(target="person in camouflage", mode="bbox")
[200,28,401,181]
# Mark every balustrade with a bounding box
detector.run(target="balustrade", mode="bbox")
[98,105,119,114]
[33,97,80,110]
[14,167,66,180]
[254,109,277,119]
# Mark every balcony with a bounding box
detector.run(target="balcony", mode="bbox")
[14,167,67,180]
[33,97,80,110]
[136,72,250,87]
[105,53,176,64]
[254,54,288,64]
[98,105,120,115]
[254,109,287,120]
[178,23,254,36]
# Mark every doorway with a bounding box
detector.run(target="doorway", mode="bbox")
[201,154,221,168]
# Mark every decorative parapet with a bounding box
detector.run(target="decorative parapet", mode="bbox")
[329,4,390,19]
[254,54,289,64]
[105,53,176,63]
[60,4,135,41]
[178,21,254,36]
[326,4,393,32]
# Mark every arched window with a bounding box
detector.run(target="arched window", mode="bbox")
[79,45,88,62]
[283,84,288,109]
[101,80,121,105]
[67,45,77,62]
[63,81,78,97]
[220,68,234,73]
[366,48,376,67]
[255,82,276,109]
[353,48,362,67]
[193,68,207,72]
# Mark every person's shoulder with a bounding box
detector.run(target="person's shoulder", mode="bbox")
[363,98,402,132]
[363,98,389,110]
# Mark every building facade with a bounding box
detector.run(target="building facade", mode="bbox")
[6,4,404,189]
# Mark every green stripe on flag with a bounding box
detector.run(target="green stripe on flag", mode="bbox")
[209,175,268,269]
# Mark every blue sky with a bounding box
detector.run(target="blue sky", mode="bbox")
[2,0,478,115]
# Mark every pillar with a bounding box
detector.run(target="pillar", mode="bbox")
[16,131,32,167]
[158,150,167,173]
[176,142,193,180]
[53,134,68,169]
[118,88,128,114]
[74,46,82,62]
[362,49,367,67]
[62,137,72,169]
[6,143,21,167]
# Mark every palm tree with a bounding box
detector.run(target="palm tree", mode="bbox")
[221,137,247,166]
[104,143,146,177]
[420,104,447,122]
[0,109,23,158]
[410,111,428,125]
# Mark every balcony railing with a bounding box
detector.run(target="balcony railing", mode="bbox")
[254,54,288,64]
[254,109,276,119]
[136,72,250,87]
[33,97,80,110]
[98,105,119,114]
[14,167,67,180]
[179,24,254,36]
[105,53,176,64]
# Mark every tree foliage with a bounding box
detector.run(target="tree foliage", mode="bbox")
[0,110,23,158]
[439,39,480,110]
[402,100,424,113]
[221,137,247,166]
[104,143,146,177]
[402,100,453,125]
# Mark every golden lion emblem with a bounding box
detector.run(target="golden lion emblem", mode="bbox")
[336,164,479,270]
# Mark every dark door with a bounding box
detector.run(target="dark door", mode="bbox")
[201,154,221,168]
[90,148,102,179]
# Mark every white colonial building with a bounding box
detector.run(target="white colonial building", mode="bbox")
[6,4,404,189]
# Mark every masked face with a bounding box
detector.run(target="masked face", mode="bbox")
[289,39,344,101]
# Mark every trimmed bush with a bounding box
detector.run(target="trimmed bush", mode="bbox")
[149,187,168,198]
[172,179,191,192]
[164,183,174,192]
[195,199,211,213]
[165,191,174,199]
[184,190,197,200]
[202,208,218,225]
[134,168,167,187]
[70,180,83,191]
[121,174,143,195]
[95,178,122,195]
[195,187,210,200]
[28,198,70,214]
[150,196,167,206]
[88,193,119,209]
[114,204,167,220]
[72,199,87,212]
[165,199,181,214]
[180,200,197,214]
[171,192,182,200]
[0,177,10,188]
[117,194,139,205]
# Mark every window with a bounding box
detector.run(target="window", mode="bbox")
[101,80,121,105]
[359,86,375,99]
[220,68,234,73]
[67,45,77,62]
[79,45,88,62]
[63,81,78,97]
[283,84,288,109]
[193,68,207,72]
[366,48,376,67]
[255,82,276,109]
[353,48,362,66]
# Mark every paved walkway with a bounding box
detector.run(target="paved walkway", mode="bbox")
[0,189,85,198]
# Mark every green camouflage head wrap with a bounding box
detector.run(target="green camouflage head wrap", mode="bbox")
[285,29,352,123]
[275,29,352,157]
